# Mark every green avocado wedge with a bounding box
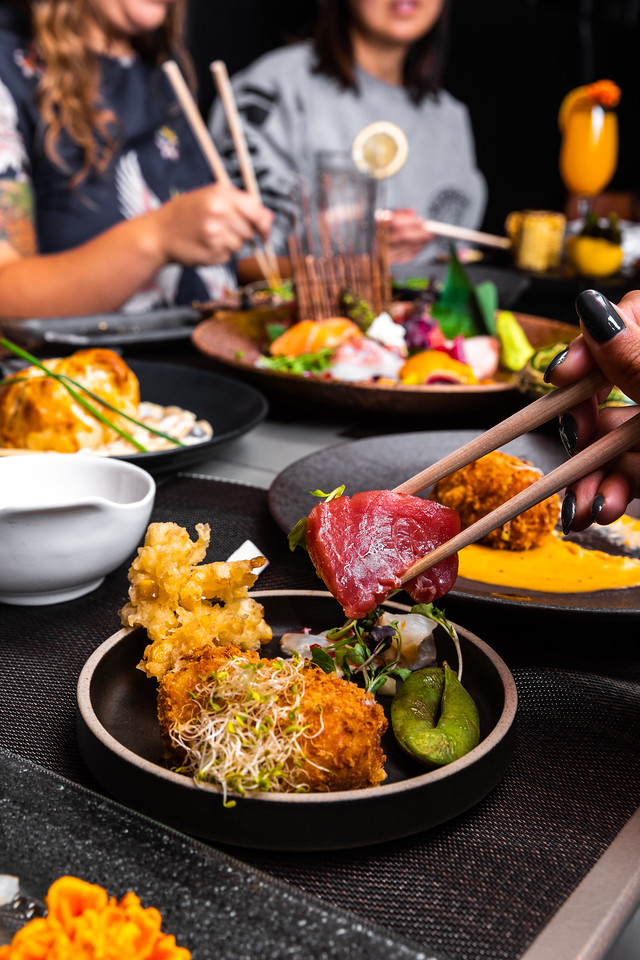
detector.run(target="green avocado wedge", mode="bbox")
[391,663,480,768]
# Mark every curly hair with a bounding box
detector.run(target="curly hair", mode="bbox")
[17,0,194,184]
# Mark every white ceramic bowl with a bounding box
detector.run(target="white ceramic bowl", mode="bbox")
[0,454,155,605]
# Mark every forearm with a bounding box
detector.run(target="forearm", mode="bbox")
[0,215,165,318]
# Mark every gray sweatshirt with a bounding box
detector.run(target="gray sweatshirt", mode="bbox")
[209,41,487,276]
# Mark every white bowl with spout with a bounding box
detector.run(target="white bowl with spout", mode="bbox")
[0,454,155,605]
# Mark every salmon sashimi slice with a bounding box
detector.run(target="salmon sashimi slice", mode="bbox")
[306,490,460,619]
[269,318,361,356]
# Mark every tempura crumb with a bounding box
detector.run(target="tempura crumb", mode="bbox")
[120,521,272,679]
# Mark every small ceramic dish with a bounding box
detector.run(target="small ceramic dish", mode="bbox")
[0,454,155,606]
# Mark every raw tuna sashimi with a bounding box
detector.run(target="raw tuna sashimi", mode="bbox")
[306,490,460,619]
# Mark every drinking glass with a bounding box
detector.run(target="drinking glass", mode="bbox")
[559,100,619,215]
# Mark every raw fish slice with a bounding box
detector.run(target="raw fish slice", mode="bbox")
[306,490,460,619]
[269,318,361,356]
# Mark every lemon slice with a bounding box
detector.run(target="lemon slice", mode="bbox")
[351,121,409,179]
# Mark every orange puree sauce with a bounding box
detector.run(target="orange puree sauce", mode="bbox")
[459,514,640,593]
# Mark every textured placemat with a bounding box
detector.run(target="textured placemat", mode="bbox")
[0,474,639,960]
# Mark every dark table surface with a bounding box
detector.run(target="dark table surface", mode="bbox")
[1,471,639,960]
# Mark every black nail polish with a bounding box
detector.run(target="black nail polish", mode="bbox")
[575,289,625,342]
[562,491,576,535]
[558,413,578,456]
[591,494,605,521]
[543,347,569,383]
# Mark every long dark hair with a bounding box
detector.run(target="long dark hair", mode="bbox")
[313,0,450,104]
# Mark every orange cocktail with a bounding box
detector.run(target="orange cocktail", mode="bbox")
[558,80,621,199]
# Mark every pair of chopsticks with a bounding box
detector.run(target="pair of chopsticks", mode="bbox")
[395,370,640,584]
[162,60,281,289]
[376,210,511,251]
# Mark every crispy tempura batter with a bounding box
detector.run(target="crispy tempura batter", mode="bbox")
[433,450,561,550]
[158,644,388,793]
[120,522,272,679]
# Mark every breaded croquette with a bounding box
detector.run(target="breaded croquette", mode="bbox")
[157,644,387,795]
[433,450,560,550]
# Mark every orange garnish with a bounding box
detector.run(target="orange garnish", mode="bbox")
[586,80,621,109]
[0,876,191,960]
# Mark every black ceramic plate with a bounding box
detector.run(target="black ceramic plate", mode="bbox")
[267,431,640,617]
[0,359,267,477]
[111,360,267,476]
[1,306,204,349]
[76,591,517,852]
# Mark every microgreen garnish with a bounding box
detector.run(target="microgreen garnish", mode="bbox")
[0,338,186,451]
[311,607,411,694]
[410,602,463,681]
[287,485,346,553]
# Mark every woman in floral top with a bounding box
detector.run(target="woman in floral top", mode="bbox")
[0,0,272,316]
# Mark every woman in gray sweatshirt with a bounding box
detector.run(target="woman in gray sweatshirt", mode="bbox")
[209,0,486,278]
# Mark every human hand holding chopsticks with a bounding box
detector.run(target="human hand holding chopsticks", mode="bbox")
[377,209,510,262]
[544,288,640,532]
[154,182,272,267]
[161,60,277,287]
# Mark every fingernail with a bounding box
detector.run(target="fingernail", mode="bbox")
[559,413,578,456]
[591,494,605,521]
[543,347,569,383]
[562,491,576,535]
[575,289,625,342]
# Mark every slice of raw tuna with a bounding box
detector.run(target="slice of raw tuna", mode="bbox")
[306,490,460,619]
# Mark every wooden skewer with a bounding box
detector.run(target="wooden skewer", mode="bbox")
[209,60,281,287]
[400,408,640,584]
[162,60,275,288]
[393,367,611,496]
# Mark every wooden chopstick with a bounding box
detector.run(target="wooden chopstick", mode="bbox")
[209,60,281,288]
[393,367,611,497]
[400,407,640,584]
[162,60,276,288]
[162,60,231,186]
[422,219,511,250]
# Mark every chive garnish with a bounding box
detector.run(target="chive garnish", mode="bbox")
[0,338,186,451]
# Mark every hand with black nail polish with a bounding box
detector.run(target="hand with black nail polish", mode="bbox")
[543,289,640,531]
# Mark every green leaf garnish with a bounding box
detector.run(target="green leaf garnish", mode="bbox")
[310,647,336,674]
[430,246,497,338]
[410,602,463,681]
[259,347,333,376]
[287,517,308,553]
[310,485,345,502]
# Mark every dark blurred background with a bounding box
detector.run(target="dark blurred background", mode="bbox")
[185,0,640,236]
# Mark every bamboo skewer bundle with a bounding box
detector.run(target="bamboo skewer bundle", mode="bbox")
[284,156,393,321]
[287,174,392,321]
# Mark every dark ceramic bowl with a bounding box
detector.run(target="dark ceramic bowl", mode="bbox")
[76,591,517,852]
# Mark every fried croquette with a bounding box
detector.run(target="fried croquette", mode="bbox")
[433,450,561,550]
[120,522,271,680]
[157,644,388,794]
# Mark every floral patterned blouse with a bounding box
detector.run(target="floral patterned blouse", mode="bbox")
[0,7,235,311]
